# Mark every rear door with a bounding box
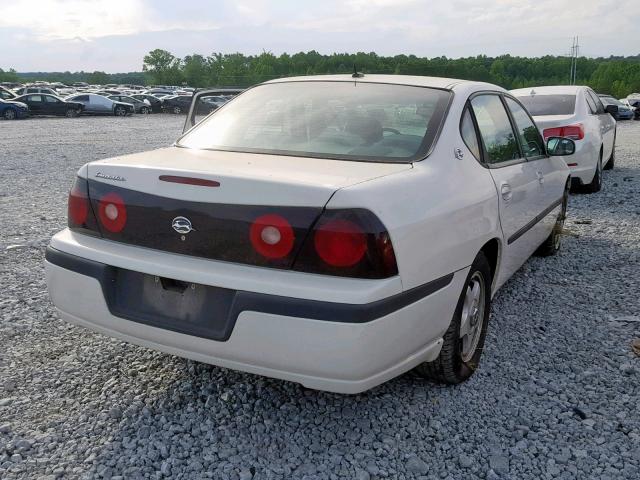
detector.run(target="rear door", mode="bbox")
[26,95,44,114]
[469,93,541,285]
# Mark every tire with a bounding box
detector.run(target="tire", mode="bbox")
[172,106,182,114]
[3,109,16,120]
[604,136,615,170]
[65,108,78,118]
[414,252,492,384]
[535,181,569,257]
[114,106,126,116]
[140,107,149,114]
[583,150,603,193]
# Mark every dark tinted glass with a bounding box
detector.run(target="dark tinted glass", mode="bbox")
[470,95,520,164]
[517,94,576,116]
[460,107,481,160]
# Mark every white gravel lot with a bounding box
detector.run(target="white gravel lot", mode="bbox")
[0,115,639,480]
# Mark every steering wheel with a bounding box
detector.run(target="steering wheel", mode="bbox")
[382,127,401,135]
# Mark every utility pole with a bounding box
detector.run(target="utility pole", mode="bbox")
[569,36,580,85]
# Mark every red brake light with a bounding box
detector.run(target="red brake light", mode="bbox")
[314,219,367,267]
[98,192,127,233]
[543,124,584,140]
[250,214,295,259]
[68,184,89,226]
[159,175,220,187]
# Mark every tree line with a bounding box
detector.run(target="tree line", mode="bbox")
[142,50,640,98]
[4,50,640,98]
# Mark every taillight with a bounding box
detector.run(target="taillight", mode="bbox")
[250,214,295,259]
[543,124,584,140]
[68,184,88,226]
[293,209,398,279]
[98,192,127,233]
[314,219,367,267]
[68,177,99,233]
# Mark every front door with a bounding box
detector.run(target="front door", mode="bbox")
[503,96,566,245]
[587,89,615,160]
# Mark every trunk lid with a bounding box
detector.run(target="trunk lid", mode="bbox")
[87,146,411,207]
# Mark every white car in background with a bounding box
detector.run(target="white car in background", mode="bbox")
[511,86,617,193]
[46,75,574,393]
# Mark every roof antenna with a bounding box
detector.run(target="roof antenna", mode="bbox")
[352,64,364,78]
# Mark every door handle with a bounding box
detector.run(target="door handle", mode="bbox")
[500,183,512,201]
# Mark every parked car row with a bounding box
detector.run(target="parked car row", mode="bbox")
[0,83,238,119]
[46,74,620,394]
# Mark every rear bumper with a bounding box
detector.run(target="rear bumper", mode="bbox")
[45,238,467,393]
[565,141,597,184]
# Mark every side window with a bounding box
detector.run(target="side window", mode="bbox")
[28,95,42,102]
[45,96,59,103]
[587,90,604,114]
[504,97,544,158]
[585,92,597,114]
[460,107,481,161]
[470,94,521,165]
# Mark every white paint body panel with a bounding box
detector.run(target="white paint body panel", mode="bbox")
[47,75,571,393]
[88,147,412,207]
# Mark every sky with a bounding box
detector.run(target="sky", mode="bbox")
[1,0,638,73]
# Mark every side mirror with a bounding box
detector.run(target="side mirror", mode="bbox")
[546,137,576,156]
[605,104,619,116]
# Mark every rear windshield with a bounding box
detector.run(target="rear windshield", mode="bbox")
[177,81,452,162]
[516,94,576,116]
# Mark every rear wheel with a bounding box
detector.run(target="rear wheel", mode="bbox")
[583,151,603,193]
[172,106,182,114]
[414,252,492,384]
[535,181,569,257]
[3,109,16,120]
[114,106,126,116]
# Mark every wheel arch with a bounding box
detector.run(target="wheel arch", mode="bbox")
[479,238,501,293]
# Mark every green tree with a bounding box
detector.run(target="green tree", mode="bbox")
[143,49,183,85]
[87,71,109,85]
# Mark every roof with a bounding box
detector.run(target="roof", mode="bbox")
[510,85,585,96]
[264,74,497,91]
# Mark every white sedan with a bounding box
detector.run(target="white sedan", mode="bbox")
[511,85,617,193]
[46,75,574,393]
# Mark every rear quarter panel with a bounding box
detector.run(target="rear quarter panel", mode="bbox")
[327,117,501,292]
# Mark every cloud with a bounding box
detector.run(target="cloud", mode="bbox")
[0,0,638,72]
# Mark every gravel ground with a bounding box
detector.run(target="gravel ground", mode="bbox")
[0,115,639,480]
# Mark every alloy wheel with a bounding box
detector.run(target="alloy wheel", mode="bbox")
[459,272,486,362]
[4,109,16,120]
